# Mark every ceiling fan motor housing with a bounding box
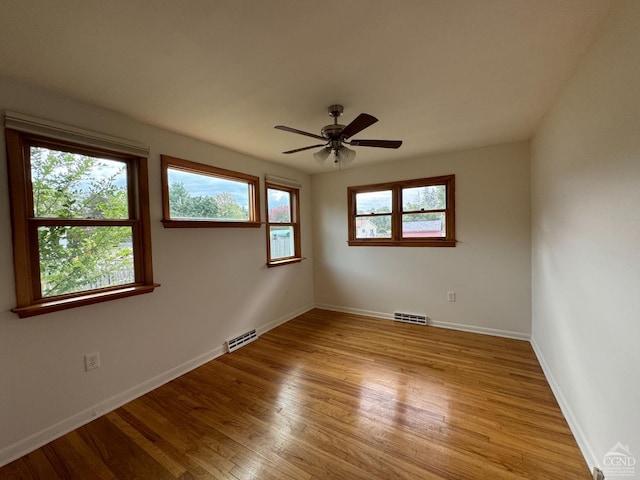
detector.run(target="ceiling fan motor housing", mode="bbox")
[323,104,346,141]
[328,104,344,118]
[321,124,345,140]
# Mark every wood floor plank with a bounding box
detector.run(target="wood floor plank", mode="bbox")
[118,398,235,479]
[0,309,591,479]
[19,447,67,480]
[75,416,177,480]
[61,431,118,480]
[215,344,534,479]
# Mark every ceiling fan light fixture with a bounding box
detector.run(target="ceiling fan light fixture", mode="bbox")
[333,146,356,168]
[313,147,330,164]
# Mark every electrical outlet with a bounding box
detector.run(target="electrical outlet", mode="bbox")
[447,291,456,302]
[592,467,605,480]
[285,288,289,298]
[85,352,100,372]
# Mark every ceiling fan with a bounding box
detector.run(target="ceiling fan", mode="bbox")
[275,104,402,167]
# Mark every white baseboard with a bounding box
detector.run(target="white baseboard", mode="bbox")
[0,303,315,468]
[314,303,394,321]
[429,319,530,341]
[530,338,597,472]
[315,303,530,341]
[257,303,315,337]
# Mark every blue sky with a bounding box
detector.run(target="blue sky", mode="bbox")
[48,150,289,211]
[168,168,289,210]
[168,168,250,208]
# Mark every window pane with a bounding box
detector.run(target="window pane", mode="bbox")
[402,212,446,238]
[268,188,292,223]
[355,190,392,215]
[167,168,250,221]
[269,226,295,259]
[402,185,446,211]
[355,215,392,238]
[31,147,129,219]
[38,226,135,297]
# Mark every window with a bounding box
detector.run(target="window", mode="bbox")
[160,155,260,228]
[348,175,456,247]
[5,119,158,318]
[266,182,301,266]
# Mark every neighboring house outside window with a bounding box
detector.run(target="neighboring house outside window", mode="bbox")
[402,220,443,238]
[356,218,378,238]
[347,175,456,247]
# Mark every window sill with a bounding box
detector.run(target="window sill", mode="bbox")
[267,257,304,268]
[348,239,457,247]
[12,284,160,318]
[162,220,261,228]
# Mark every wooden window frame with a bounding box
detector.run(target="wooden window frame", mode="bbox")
[348,175,456,247]
[160,155,261,228]
[265,183,302,267]
[5,129,158,318]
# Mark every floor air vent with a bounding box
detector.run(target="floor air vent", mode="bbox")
[227,329,258,353]
[394,312,427,326]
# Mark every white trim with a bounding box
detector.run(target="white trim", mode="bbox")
[4,111,149,157]
[315,303,530,340]
[530,338,598,472]
[257,303,315,336]
[315,303,395,321]
[0,303,315,468]
[429,319,530,341]
[265,174,302,189]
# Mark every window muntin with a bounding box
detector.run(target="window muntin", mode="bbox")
[266,184,301,265]
[161,155,260,227]
[5,129,157,317]
[348,175,455,247]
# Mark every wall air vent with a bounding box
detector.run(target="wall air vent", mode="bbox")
[394,312,427,326]
[226,329,258,353]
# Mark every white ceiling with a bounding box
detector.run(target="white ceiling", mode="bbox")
[0,1,616,174]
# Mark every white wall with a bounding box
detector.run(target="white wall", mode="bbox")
[5,4,637,470]
[312,141,531,338]
[531,0,640,472]
[0,78,314,465]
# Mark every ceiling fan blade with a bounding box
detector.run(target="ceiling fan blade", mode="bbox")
[349,139,403,149]
[275,125,326,141]
[340,113,378,140]
[283,144,327,154]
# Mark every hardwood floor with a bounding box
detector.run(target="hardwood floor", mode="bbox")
[0,309,591,479]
